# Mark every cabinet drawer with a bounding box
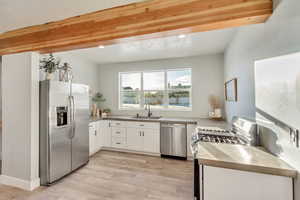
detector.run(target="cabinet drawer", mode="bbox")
[111,137,126,149]
[111,127,126,138]
[127,121,159,129]
[110,120,127,127]
[89,122,97,129]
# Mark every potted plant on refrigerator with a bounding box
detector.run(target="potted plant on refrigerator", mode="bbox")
[40,53,61,80]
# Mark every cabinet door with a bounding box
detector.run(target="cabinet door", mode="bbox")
[142,129,160,153]
[126,128,143,151]
[203,166,293,200]
[100,120,111,147]
[95,121,102,151]
[89,123,96,156]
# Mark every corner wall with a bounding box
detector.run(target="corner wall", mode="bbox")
[224,0,300,199]
[1,52,40,190]
[0,56,2,161]
[224,0,300,121]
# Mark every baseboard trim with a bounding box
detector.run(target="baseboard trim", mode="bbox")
[0,175,40,191]
[100,147,161,157]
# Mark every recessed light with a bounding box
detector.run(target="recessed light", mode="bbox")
[178,34,186,39]
[98,45,105,49]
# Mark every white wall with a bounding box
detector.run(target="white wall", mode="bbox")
[224,0,300,121]
[224,0,300,198]
[1,52,40,190]
[98,54,224,118]
[43,53,101,93]
[0,56,2,160]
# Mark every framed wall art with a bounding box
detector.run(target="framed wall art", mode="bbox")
[225,78,237,102]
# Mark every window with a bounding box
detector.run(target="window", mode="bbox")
[167,69,192,109]
[119,72,141,109]
[119,69,192,110]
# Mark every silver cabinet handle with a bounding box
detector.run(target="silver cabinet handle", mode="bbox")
[116,131,121,134]
[142,131,144,136]
[95,130,97,136]
[140,124,144,127]
[116,142,121,145]
[116,123,121,125]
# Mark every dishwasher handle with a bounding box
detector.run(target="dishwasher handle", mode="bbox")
[161,123,186,128]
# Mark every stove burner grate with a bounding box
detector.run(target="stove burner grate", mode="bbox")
[192,131,248,146]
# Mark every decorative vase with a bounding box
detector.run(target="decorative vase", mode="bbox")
[214,108,222,118]
[208,111,215,118]
[46,73,54,80]
[96,108,100,117]
[59,63,73,82]
[92,104,97,117]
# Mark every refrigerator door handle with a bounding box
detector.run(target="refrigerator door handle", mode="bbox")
[68,95,74,139]
[71,96,76,138]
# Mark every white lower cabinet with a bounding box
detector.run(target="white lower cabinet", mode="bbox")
[100,120,111,147]
[90,120,160,156]
[126,127,160,153]
[111,136,126,149]
[142,128,160,153]
[202,166,293,200]
[89,120,111,156]
[89,122,98,156]
[126,128,144,151]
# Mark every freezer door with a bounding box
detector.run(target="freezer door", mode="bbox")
[71,83,90,170]
[48,81,72,183]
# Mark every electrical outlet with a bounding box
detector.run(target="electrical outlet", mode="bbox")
[289,129,299,148]
[297,130,300,148]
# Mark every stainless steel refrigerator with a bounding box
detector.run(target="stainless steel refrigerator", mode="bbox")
[39,80,89,185]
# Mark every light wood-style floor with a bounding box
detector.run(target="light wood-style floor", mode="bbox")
[0,151,193,200]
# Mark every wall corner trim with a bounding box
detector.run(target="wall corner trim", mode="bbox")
[0,175,40,191]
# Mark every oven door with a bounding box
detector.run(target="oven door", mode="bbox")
[194,159,200,200]
[194,160,204,200]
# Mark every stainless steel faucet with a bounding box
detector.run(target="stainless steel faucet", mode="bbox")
[145,103,152,117]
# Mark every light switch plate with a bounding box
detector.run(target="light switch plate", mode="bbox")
[290,129,299,148]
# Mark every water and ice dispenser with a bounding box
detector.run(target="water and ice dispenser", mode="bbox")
[56,106,68,127]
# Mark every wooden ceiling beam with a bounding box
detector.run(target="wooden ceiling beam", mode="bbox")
[0,0,273,55]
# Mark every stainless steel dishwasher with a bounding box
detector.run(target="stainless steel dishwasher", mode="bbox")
[160,123,187,159]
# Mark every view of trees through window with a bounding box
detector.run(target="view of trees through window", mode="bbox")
[119,69,192,110]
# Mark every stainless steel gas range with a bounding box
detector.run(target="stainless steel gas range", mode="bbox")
[191,117,258,200]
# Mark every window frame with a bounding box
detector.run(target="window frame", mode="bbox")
[118,68,192,111]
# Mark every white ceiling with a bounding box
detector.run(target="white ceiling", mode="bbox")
[0,0,145,33]
[55,28,237,64]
